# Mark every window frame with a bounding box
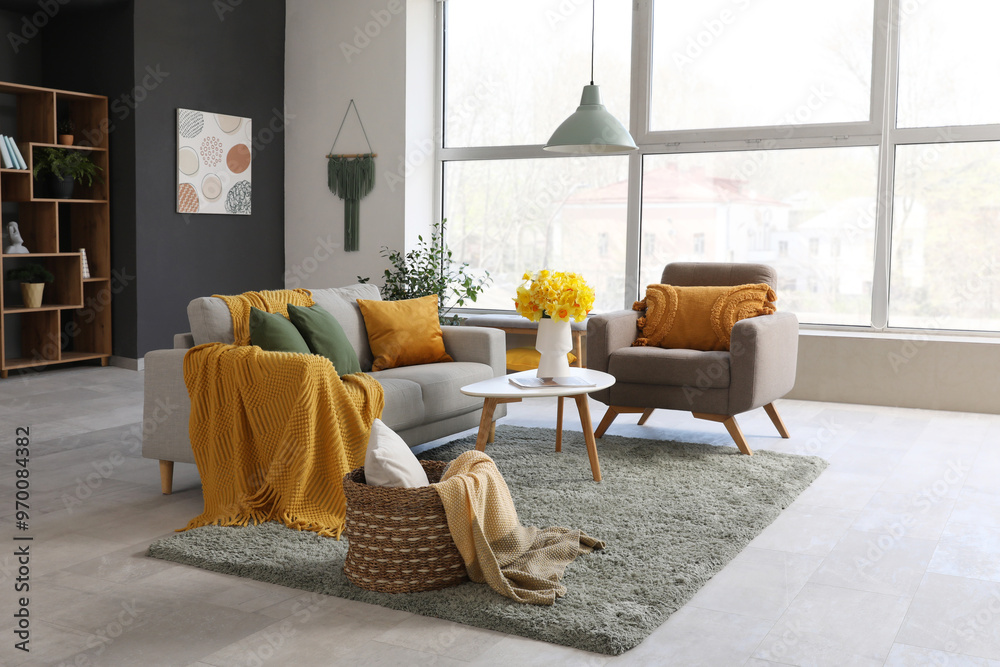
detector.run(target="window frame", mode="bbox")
[437,0,1000,338]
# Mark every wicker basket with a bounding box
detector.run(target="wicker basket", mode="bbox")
[342,459,468,593]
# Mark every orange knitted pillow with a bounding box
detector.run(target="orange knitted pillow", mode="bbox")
[632,283,776,351]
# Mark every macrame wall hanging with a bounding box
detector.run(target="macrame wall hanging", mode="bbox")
[326,99,376,252]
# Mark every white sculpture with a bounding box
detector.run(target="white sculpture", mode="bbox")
[4,221,28,254]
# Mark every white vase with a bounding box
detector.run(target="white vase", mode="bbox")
[535,318,572,378]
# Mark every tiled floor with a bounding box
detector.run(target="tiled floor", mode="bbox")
[2,365,1000,666]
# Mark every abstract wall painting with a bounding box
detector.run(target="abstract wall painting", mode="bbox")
[176,108,252,215]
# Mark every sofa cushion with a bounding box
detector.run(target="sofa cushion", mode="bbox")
[372,376,425,431]
[310,284,380,371]
[248,308,312,354]
[287,303,362,376]
[364,418,430,487]
[609,347,730,389]
[188,296,236,345]
[357,295,453,371]
[374,361,491,423]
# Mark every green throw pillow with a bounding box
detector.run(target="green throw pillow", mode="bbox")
[248,307,312,354]
[287,303,362,376]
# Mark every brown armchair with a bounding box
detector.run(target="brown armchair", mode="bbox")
[587,262,798,455]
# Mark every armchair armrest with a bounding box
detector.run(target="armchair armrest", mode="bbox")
[728,311,799,414]
[141,349,194,464]
[441,325,506,378]
[586,310,640,375]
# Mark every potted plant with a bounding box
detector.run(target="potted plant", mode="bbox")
[358,219,491,325]
[57,119,74,145]
[32,147,102,199]
[6,263,54,309]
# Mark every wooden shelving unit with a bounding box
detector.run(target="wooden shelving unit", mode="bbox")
[0,81,111,378]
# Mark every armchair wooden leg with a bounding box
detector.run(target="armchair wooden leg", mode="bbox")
[594,406,620,438]
[595,406,653,438]
[763,402,790,438]
[159,460,174,495]
[692,413,753,456]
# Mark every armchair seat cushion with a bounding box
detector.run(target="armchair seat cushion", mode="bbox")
[609,347,730,389]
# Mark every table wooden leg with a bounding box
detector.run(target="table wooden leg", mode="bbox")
[476,398,501,451]
[488,421,496,443]
[556,396,565,452]
[574,394,602,482]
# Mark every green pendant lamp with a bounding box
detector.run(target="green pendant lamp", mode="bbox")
[544,0,636,155]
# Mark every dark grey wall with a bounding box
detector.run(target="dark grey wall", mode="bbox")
[132,0,286,356]
[0,8,43,84]
[42,3,138,359]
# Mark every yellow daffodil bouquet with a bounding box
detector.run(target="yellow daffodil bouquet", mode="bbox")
[514,270,595,322]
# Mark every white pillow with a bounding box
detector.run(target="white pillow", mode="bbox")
[364,419,430,488]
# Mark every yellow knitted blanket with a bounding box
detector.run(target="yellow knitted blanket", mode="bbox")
[181,343,384,538]
[214,288,315,346]
[434,450,605,605]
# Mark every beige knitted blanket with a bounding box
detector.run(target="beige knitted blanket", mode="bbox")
[433,450,604,605]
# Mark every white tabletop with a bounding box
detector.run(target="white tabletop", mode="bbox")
[461,367,615,399]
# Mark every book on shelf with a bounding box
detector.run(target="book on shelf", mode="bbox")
[0,136,12,168]
[509,375,596,389]
[0,136,27,169]
[9,138,26,169]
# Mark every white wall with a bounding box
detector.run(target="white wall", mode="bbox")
[285,0,409,288]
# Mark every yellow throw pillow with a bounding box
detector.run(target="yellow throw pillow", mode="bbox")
[633,283,776,351]
[357,295,454,371]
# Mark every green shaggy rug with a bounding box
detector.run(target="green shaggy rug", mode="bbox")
[147,425,827,655]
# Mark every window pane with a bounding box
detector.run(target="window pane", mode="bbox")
[445,0,630,148]
[650,0,873,131]
[640,148,879,326]
[444,157,629,312]
[897,1,1000,128]
[889,142,1000,331]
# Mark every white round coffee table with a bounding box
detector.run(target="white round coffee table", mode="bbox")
[460,368,615,482]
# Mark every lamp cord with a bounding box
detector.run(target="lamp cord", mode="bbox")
[590,0,595,85]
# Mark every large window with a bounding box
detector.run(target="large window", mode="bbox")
[649,0,874,131]
[439,0,1000,334]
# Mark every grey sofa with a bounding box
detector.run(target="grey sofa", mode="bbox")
[142,283,506,494]
[587,262,798,455]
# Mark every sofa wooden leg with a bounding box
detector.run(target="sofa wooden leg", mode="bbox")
[692,413,753,456]
[763,402,790,438]
[159,460,174,495]
[637,408,655,426]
